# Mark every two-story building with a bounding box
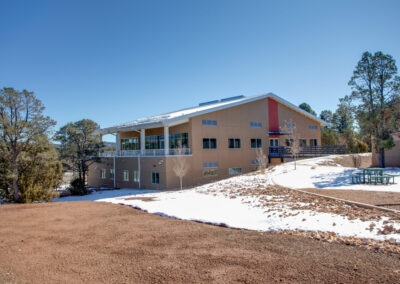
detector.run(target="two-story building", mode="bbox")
[89,93,340,190]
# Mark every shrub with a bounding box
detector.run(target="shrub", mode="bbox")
[70,178,89,196]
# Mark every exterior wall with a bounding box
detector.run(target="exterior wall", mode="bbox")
[89,98,324,189]
[277,102,321,147]
[372,132,400,167]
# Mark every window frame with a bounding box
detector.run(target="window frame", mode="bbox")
[299,139,307,147]
[133,170,140,183]
[123,170,129,182]
[109,169,114,180]
[202,119,217,126]
[203,138,217,149]
[310,139,318,146]
[229,168,242,175]
[228,138,241,149]
[250,121,262,128]
[151,172,160,184]
[100,169,107,179]
[250,138,262,148]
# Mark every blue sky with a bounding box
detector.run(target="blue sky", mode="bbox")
[1,0,399,141]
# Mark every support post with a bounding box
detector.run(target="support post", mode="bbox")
[164,126,169,155]
[115,132,120,156]
[140,129,145,155]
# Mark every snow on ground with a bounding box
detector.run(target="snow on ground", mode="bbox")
[272,156,400,192]
[55,169,400,243]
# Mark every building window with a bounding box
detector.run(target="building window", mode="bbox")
[251,138,262,148]
[285,139,294,146]
[202,119,217,126]
[269,138,279,147]
[133,170,139,182]
[229,168,242,175]
[169,133,189,149]
[123,170,129,181]
[100,169,106,179]
[121,137,139,150]
[151,172,160,184]
[285,123,295,129]
[228,138,241,149]
[203,138,217,149]
[310,139,318,146]
[203,161,218,176]
[309,125,318,130]
[109,169,114,179]
[250,121,262,128]
[299,139,307,147]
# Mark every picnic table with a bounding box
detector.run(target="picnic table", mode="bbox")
[351,168,397,185]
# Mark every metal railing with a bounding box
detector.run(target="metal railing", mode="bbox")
[269,145,346,158]
[99,148,192,157]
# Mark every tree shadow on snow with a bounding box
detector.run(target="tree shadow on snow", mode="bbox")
[312,169,357,188]
[54,188,164,202]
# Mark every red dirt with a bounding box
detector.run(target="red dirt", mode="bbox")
[1,201,400,283]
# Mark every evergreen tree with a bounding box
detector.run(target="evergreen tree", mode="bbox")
[54,119,103,195]
[349,51,400,167]
[319,110,333,124]
[0,87,58,202]
[299,102,317,116]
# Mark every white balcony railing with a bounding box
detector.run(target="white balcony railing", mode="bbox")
[99,148,191,157]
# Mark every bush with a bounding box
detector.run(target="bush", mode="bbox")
[70,178,89,195]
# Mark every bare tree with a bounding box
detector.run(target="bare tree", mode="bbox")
[255,148,267,174]
[172,146,189,190]
[281,119,301,170]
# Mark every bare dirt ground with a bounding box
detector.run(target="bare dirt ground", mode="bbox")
[1,202,400,283]
[300,188,400,210]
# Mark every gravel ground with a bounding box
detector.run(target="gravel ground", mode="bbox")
[300,188,400,207]
[1,201,400,283]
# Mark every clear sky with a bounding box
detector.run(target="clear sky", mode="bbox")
[1,0,399,142]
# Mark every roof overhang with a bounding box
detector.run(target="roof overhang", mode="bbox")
[97,92,327,135]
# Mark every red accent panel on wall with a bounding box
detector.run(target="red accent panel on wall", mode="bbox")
[268,98,279,132]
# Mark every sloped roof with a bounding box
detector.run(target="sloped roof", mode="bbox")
[98,92,326,134]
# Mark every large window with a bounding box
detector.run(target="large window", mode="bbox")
[100,169,106,179]
[229,168,242,175]
[202,119,217,126]
[123,170,129,181]
[133,170,139,182]
[203,161,218,177]
[228,138,241,149]
[151,172,160,184]
[299,139,307,147]
[121,137,139,150]
[169,133,189,148]
[250,121,262,128]
[310,139,318,146]
[145,132,188,149]
[251,138,262,148]
[109,169,114,179]
[203,138,217,149]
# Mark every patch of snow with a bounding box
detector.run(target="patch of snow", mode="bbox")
[272,164,400,192]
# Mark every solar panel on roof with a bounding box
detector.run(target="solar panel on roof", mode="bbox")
[198,100,220,106]
[220,95,245,102]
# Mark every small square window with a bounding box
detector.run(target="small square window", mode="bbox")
[228,138,241,149]
[251,138,262,148]
[299,139,307,147]
[203,138,217,149]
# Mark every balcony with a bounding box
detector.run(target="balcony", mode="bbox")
[99,148,192,157]
[269,145,346,158]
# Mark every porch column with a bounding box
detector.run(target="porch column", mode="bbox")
[115,132,120,156]
[164,126,169,155]
[140,129,145,155]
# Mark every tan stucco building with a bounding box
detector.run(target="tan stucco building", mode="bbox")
[89,93,338,190]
